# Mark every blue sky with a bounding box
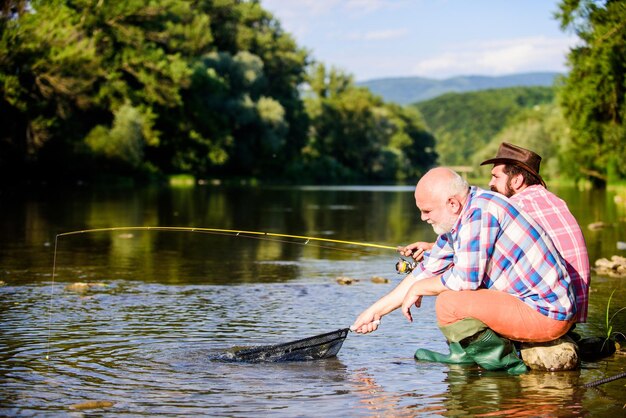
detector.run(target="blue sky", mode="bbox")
[261,0,578,81]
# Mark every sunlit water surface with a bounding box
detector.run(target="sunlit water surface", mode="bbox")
[1,184,625,416]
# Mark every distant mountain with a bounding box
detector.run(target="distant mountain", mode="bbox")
[358,72,561,105]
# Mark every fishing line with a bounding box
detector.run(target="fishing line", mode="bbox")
[45,235,60,363]
[45,226,398,362]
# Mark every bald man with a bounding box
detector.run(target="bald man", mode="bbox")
[351,168,576,374]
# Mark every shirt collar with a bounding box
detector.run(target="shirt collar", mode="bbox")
[447,186,475,236]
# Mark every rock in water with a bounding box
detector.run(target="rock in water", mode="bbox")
[69,400,115,410]
[520,336,580,371]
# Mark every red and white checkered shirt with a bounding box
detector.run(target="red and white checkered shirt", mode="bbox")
[511,185,590,322]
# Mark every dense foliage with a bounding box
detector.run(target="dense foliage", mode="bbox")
[0,0,436,184]
[414,87,556,167]
[473,103,571,180]
[301,64,436,182]
[556,0,626,187]
[2,0,623,187]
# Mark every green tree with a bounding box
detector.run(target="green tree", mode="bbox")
[0,1,102,176]
[474,103,570,181]
[556,0,626,187]
[0,0,309,182]
[303,64,436,182]
[1,0,432,184]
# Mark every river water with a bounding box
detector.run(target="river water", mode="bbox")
[1,183,625,416]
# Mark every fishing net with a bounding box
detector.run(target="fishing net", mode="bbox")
[219,328,350,362]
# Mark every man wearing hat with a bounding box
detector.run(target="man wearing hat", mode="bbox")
[400,142,589,326]
[391,144,589,371]
[480,142,590,326]
[353,167,576,374]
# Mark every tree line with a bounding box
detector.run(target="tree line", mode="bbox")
[0,0,435,185]
[415,86,556,172]
[1,0,624,187]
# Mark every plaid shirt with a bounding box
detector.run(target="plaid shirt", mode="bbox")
[412,187,575,321]
[511,185,590,322]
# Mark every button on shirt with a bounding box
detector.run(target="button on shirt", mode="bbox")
[411,187,575,321]
[511,185,590,322]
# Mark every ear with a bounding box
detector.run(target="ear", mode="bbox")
[446,197,462,214]
[510,173,525,191]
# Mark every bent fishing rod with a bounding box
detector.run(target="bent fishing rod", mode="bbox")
[45,227,400,362]
[53,226,420,275]
[55,226,398,251]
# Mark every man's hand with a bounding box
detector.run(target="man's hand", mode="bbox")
[397,241,434,262]
[401,283,424,322]
[351,309,382,334]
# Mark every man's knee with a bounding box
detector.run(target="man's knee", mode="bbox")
[435,290,461,325]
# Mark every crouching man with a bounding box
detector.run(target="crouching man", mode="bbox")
[351,167,576,374]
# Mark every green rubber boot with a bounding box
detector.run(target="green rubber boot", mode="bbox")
[463,329,528,375]
[414,318,488,365]
[415,342,475,364]
[439,318,488,342]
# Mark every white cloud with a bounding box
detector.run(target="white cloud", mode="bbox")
[260,1,580,80]
[412,36,578,78]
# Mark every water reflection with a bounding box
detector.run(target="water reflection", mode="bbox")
[441,367,586,416]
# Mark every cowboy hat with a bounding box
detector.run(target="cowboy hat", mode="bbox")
[480,142,546,187]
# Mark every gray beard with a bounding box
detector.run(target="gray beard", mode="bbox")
[432,222,453,235]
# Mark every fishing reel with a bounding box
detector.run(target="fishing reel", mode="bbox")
[395,258,417,275]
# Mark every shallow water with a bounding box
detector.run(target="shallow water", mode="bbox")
[1,184,625,416]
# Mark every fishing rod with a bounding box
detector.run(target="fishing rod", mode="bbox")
[56,226,418,273]
[56,226,398,251]
[47,223,413,363]
[45,226,406,362]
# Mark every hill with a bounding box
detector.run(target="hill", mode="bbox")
[358,72,561,104]
[413,86,556,167]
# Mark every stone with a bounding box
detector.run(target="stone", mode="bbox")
[65,282,106,293]
[69,400,115,410]
[519,335,580,371]
[593,255,626,277]
[578,336,617,361]
[336,277,359,285]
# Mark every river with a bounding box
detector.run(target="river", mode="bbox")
[1,182,625,416]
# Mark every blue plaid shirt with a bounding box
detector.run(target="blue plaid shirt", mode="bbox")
[411,187,575,321]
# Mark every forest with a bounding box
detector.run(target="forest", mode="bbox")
[0,0,624,187]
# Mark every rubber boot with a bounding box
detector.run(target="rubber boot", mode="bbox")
[415,342,475,364]
[414,318,488,365]
[463,329,528,375]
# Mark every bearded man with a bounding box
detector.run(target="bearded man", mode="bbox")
[351,167,576,374]
[481,142,590,324]
[400,143,589,324]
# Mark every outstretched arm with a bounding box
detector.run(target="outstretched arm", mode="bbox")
[351,273,424,334]
[401,277,448,322]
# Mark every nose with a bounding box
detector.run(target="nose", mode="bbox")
[420,212,428,222]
